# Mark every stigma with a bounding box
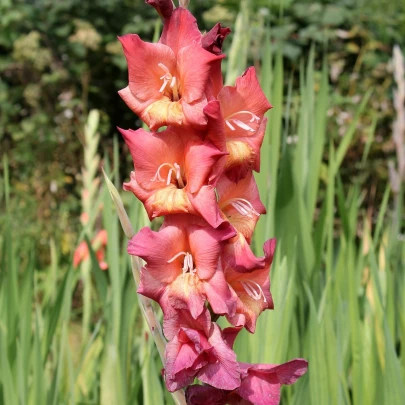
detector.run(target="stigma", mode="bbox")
[225,111,260,133]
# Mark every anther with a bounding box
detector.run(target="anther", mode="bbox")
[225,111,260,133]
[232,119,256,132]
[167,252,196,275]
[223,198,260,218]
[159,79,170,93]
[158,63,170,74]
[170,76,176,88]
[166,168,174,185]
[225,120,236,131]
[240,280,267,302]
[158,63,172,94]
[157,63,180,101]
[173,162,184,188]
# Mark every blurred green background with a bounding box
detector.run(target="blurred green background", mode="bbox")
[1,0,405,404]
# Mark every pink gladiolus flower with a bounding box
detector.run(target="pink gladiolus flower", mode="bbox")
[217,67,272,181]
[158,9,227,103]
[128,215,237,319]
[118,9,223,130]
[217,172,267,272]
[120,126,228,229]
[225,239,276,333]
[163,308,241,392]
[185,358,308,405]
[73,229,108,270]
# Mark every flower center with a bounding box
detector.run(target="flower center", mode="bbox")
[150,162,185,188]
[168,252,197,275]
[221,198,260,218]
[225,111,260,133]
[239,280,267,302]
[158,63,180,102]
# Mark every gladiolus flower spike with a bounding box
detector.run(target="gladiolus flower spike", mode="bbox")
[119,2,308,403]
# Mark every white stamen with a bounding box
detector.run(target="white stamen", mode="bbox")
[225,111,260,132]
[158,63,180,101]
[159,79,170,93]
[170,76,177,88]
[242,282,258,298]
[183,254,189,271]
[227,198,260,218]
[186,254,194,273]
[158,63,170,75]
[225,120,236,131]
[227,110,260,121]
[173,162,184,188]
[151,162,184,188]
[174,163,181,179]
[232,201,250,216]
[168,251,188,263]
[167,252,196,275]
[151,163,173,182]
[240,280,267,302]
[166,168,174,185]
[231,119,255,132]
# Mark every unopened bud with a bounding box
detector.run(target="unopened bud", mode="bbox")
[145,0,174,19]
[179,0,189,8]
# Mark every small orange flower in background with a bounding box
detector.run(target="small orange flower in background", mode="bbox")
[73,229,108,270]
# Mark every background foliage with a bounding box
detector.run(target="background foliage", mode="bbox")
[1,0,405,404]
[1,0,404,261]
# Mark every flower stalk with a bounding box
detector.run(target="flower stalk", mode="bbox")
[103,169,186,404]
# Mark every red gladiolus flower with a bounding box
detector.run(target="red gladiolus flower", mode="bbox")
[217,67,272,181]
[128,215,237,319]
[217,172,267,272]
[118,9,223,130]
[185,358,308,405]
[120,126,228,229]
[225,239,276,333]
